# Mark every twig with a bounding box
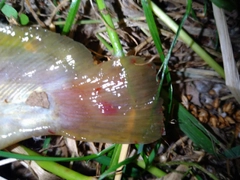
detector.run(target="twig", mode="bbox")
[25,0,45,27]
[114,144,129,180]
[212,4,240,103]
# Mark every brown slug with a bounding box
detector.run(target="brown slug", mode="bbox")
[0,23,163,149]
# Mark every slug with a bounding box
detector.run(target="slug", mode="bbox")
[0,23,163,149]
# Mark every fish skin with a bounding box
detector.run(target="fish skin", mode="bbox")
[0,24,163,149]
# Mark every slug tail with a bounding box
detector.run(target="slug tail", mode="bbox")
[54,56,163,144]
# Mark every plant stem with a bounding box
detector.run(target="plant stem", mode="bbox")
[150,1,225,78]
[96,0,124,57]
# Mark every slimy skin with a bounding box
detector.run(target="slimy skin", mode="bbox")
[0,24,163,149]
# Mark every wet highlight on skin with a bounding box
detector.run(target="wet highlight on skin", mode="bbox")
[0,24,163,149]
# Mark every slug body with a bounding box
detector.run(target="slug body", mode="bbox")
[0,24,163,149]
